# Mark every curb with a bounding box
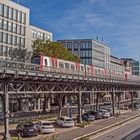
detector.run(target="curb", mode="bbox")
[73,113,140,140]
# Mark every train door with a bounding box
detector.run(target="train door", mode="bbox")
[76,63,80,71]
[90,65,94,76]
[51,57,57,67]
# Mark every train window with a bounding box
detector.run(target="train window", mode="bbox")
[32,57,40,65]
[81,66,84,71]
[44,59,48,66]
[71,64,75,70]
[86,67,90,72]
[65,63,69,69]
[59,62,64,68]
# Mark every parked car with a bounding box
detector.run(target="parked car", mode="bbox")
[129,103,140,110]
[35,121,54,134]
[89,110,103,119]
[56,116,74,127]
[97,109,110,118]
[79,113,95,121]
[16,121,38,137]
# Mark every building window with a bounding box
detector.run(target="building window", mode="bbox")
[21,26,25,35]
[3,20,8,30]
[12,35,17,45]
[0,45,3,56]
[17,11,22,22]
[13,9,17,21]
[17,25,20,34]
[3,33,8,43]
[17,37,20,46]
[8,22,12,31]
[0,32,3,42]
[21,12,25,24]
[20,38,25,47]
[0,19,2,29]
[3,46,7,56]
[4,5,8,17]
[0,4,4,16]
[7,47,12,57]
[13,23,17,33]
[8,7,13,19]
[8,34,12,44]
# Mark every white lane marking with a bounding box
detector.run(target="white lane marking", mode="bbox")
[89,116,140,140]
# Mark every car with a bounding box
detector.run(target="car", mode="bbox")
[35,121,54,134]
[97,109,110,118]
[129,103,140,110]
[78,113,95,122]
[56,116,74,127]
[89,110,103,119]
[16,121,38,137]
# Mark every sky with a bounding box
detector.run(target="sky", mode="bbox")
[12,0,140,60]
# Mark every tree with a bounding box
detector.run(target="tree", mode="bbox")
[32,39,80,62]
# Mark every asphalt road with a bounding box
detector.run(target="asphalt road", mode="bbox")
[90,115,140,140]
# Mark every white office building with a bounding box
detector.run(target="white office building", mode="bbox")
[0,0,53,58]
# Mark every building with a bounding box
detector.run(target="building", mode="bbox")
[0,0,52,58]
[110,55,125,74]
[57,39,110,69]
[121,58,140,76]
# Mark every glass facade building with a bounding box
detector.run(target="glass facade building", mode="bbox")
[0,0,53,58]
[57,39,110,69]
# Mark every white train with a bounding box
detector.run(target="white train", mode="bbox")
[31,54,138,81]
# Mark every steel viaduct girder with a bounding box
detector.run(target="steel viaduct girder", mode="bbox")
[0,69,140,140]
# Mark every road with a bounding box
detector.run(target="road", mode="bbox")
[90,116,140,140]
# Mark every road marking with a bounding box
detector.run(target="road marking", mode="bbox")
[89,116,140,140]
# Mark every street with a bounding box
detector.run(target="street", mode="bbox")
[90,114,140,140]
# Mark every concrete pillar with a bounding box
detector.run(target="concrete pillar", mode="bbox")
[38,98,41,111]
[77,92,82,123]
[130,92,134,110]
[64,96,68,106]
[111,90,115,116]
[96,93,99,110]
[4,83,11,140]
[47,97,51,111]
[43,94,47,113]
[58,94,63,118]
[18,99,22,112]
[89,92,94,110]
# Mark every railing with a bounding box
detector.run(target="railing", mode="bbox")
[0,59,140,84]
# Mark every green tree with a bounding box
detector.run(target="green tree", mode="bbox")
[32,39,80,62]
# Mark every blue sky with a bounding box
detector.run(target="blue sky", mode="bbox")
[12,0,140,60]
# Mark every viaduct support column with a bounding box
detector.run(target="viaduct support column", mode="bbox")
[58,94,63,118]
[77,91,82,123]
[96,93,99,110]
[111,88,115,116]
[4,82,11,140]
[130,92,134,110]
[89,91,94,110]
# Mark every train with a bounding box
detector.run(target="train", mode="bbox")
[31,54,139,81]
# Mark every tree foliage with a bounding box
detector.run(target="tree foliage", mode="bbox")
[32,39,80,63]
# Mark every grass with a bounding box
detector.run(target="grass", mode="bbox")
[77,121,91,128]
[11,137,22,140]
